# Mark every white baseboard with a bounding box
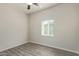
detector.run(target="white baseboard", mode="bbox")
[30,41,79,55]
[0,41,29,52]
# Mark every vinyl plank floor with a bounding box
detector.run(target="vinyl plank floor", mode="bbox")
[0,42,78,56]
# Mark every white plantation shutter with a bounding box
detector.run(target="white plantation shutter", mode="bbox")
[41,20,54,37]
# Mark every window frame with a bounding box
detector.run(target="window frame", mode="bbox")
[41,20,54,37]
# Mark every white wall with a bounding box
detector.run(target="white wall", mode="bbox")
[76,4,79,52]
[29,4,79,53]
[0,4,28,52]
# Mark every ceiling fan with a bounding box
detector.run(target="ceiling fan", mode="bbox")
[27,3,39,10]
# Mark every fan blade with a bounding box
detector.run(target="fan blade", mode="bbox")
[27,5,31,10]
[33,3,38,6]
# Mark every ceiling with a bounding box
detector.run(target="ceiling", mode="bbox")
[15,3,58,14]
[0,3,59,14]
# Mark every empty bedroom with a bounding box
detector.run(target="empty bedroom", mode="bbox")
[0,3,79,56]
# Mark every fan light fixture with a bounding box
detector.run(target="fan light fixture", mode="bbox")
[27,3,39,10]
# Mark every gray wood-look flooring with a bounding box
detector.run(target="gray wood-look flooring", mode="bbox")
[0,42,78,56]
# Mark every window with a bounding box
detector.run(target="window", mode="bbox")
[41,20,54,37]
